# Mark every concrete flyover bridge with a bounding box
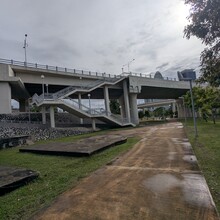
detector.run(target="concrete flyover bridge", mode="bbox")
[0,58,193,127]
[138,99,176,109]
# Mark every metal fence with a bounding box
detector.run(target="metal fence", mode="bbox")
[0,58,176,81]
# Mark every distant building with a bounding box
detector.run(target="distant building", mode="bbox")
[177,69,196,81]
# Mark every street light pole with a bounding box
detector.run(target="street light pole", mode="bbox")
[122,58,135,73]
[189,79,198,137]
[23,34,28,65]
[128,58,135,72]
[46,84,49,95]
[88,94,91,113]
[41,75,45,100]
[183,78,198,137]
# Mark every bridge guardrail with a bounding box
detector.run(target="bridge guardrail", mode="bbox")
[0,58,122,79]
[0,58,176,81]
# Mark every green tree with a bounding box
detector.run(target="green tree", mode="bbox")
[184,0,220,86]
[110,99,120,114]
[184,86,220,123]
[138,110,144,119]
[144,109,150,118]
[153,107,165,119]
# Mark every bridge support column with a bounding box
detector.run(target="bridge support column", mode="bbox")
[0,82,12,114]
[123,80,131,122]
[129,93,139,125]
[186,107,192,117]
[19,99,28,112]
[41,107,46,124]
[92,118,96,131]
[78,93,83,124]
[176,99,185,118]
[119,96,126,120]
[172,103,176,113]
[50,106,55,128]
[104,86,110,116]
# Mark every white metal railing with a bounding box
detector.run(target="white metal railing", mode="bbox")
[0,58,122,79]
[52,79,106,99]
[31,94,130,125]
[121,72,177,81]
[0,58,176,81]
[62,98,102,115]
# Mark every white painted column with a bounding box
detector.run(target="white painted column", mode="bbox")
[172,103,176,113]
[92,118,96,131]
[0,82,11,114]
[129,93,139,125]
[78,93,83,124]
[104,85,110,116]
[50,106,55,128]
[123,80,131,122]
[42,106,46,124]
[119,96,126,119]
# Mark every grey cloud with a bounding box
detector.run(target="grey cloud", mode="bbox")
[156,62,169,69]
[0,0,203,77]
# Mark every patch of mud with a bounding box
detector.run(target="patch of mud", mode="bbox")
[167,152,177,160]
[143,174,180,193]
[143,173,214,208]
[182,174,214,208]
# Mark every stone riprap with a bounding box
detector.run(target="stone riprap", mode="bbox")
[0,126,92,142]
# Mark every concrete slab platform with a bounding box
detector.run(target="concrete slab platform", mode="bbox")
[0,166,38,195]
[19,135,127,156]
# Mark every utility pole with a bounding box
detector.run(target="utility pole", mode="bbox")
[184,78,198,138]
[23,34,28,65]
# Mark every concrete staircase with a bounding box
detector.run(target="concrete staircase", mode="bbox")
[31,78,134,127]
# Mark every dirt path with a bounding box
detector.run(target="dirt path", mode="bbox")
[34,122,219,220]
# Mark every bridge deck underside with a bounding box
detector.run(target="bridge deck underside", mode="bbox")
[138,86,188,99]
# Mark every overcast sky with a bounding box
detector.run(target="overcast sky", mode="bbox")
[0,0,204,79]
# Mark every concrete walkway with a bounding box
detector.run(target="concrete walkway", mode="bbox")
[34,122,219,220]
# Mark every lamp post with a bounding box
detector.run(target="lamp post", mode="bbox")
[88,94,91,113]
[185,78,198,137]
[46,84,49,95]
[41,75,45,100]
[23,34,28,65]
[122,58,135,73]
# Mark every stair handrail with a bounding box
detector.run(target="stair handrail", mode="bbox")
[52,79,105,100]
[62,98,102,115]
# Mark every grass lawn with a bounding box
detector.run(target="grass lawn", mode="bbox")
[0,131,139,220]
[184,119,220,213]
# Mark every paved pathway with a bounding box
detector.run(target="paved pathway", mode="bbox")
[35,122,219,220]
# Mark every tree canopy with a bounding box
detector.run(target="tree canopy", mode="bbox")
[184,0,220,86]
[110,99,120,114]
[184,86,220,123]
